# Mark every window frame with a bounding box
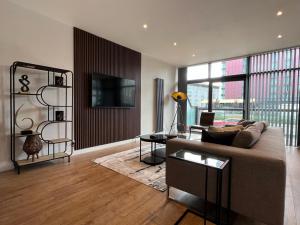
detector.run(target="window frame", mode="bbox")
[187,61,248,118]
[183,47,300,146]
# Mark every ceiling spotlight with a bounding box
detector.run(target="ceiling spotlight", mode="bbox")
[173,42,177,46]
[143,24,148,29]
[192,54,196,57]
[276,11,283,16]
[277,34,283,39]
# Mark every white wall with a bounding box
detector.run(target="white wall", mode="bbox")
[0,1,177,172]
[141,55,177,134]
[0,1,73,171]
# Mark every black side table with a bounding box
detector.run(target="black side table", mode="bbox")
[168,149,231,225]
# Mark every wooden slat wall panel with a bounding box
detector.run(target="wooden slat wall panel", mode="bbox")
[74,28,141,150]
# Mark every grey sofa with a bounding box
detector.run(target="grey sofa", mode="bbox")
[166,127,286,225]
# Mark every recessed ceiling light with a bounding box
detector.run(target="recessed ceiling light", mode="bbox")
[277,34,283,39]
[173,42,177,46]
[192,54,196,57]
[276,11,283,16]
[143,24,148,29]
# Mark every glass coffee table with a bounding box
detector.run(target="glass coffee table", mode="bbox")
[139,134,179,165]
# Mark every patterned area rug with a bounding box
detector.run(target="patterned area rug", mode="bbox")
[93,145,167,192]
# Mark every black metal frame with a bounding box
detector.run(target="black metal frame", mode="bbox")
[187,73,247,117]
[169,153,232,225]
[10,61,74,174]
[139,135,166,166]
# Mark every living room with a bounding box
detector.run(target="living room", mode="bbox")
[0,0,300,225]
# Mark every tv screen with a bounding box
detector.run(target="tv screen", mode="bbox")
[91,74,136,108]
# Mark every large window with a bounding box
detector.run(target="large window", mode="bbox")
[185,47,300,146]
[249,48,300,146]
[187,82,209,125]
[211,58,247,78]
[187,64,209,80]
[187,57,246,126]
[212,81,244,126]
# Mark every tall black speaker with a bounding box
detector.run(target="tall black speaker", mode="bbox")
[155,78,164,132]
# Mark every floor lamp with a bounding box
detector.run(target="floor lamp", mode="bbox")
[169,92,187,135]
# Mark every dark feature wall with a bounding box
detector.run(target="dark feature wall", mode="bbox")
[74,28,141,149]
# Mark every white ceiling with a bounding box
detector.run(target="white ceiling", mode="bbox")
[9,0,300,66]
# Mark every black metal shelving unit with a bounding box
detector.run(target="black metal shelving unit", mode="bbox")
[10,61,74,174]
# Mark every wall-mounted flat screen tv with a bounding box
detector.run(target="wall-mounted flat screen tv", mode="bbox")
[91,73,136,108]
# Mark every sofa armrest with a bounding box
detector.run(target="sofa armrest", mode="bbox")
[166,138,286,225]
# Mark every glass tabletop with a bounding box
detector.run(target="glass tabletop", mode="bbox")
[140,134,169,141]
[140,133,191,140]
[169,149,230,170]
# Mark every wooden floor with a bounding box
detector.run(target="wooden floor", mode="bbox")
[0,142,299,225]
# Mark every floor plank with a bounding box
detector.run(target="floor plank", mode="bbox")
[0,143,299,225]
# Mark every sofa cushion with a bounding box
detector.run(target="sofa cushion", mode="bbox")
[253,122,265,133]
[232,125,262,148]
[201,130,239,146]
[261,121,269,132]
[208,125,244,132]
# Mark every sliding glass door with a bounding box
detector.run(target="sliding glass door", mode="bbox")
[187,82,209,126]
[212,81,244,126]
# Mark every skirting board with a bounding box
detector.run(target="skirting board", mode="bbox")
[73,138,138,156]
[0,162,14,173]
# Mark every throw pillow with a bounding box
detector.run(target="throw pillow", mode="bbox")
[253,122,265,133]
[232,125,261,148]
[260,121,269,132]
[201,130,239,146]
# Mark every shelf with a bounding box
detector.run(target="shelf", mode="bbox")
[49,105,72,108]
[11,61,73,174]
[15,132,41,137]
[16,152,69,166]
[13,92,41,96]
[12,61,71,74]
[49,120,72,123]
[48,85,72,88]
[48,138,72,144]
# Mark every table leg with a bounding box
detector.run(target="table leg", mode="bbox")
[216,170,219,224]
[154,142,156,160]
[227,161,232,225]
[204,167,208,225]
[151,142,153,154]
[216,170,223,225]
[167,185,169,199]
[139,139,142,162]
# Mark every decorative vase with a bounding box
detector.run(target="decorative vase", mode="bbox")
[55,76,64,86]
[55,111,64,121]
[23,135,43,162]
